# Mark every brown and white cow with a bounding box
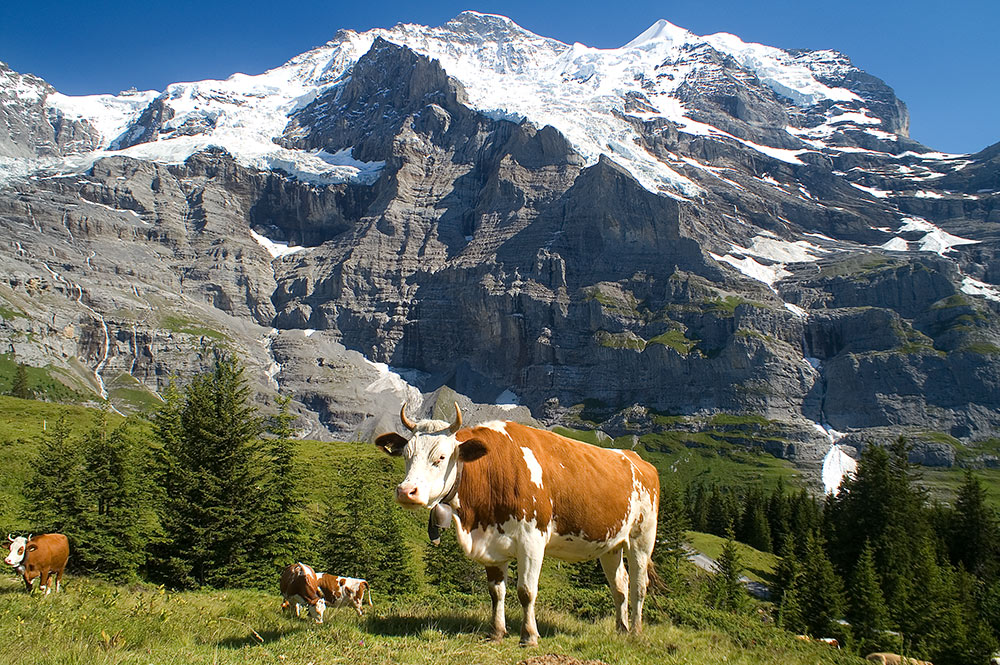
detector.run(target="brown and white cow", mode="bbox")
[316,573,372,617]
[279,562,327,623]
[867,654,933,665]
[4,533,69,594]
[376,403,659,646]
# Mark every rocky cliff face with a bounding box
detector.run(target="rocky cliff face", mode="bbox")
[1,13,998,461]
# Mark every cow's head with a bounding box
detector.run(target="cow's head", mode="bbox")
[375,403,487,508]
[4,535,27,566]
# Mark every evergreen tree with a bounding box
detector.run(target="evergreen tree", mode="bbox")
[772,533,806,633]
[10,363,31,399]
[848,541,891,655]
[767,477,790,547]
[708,530,748,613]
[320,456,416,597]
[254,396,310,572]
[950,470,998,579]
[25,415,84,535]
[74,411,158,579]
[151,353,292,589]
[737,487,772,553]
[798,531,846,638]
[706,486,736,537]
[688,483,709,533]
[424,526,484,596]
[654,481,690,587]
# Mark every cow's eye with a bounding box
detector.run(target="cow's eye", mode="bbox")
[431,455,446,467]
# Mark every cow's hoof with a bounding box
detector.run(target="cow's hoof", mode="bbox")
[519,636,539,648]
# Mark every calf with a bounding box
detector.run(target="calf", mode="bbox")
[316,574,372,617]
[4,533,69,594]
[279,562,326,623]
[867,654,933,665]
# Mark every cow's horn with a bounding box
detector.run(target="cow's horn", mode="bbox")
[448,402,462,434]
[400,403,417,432]
[6,534,12,542]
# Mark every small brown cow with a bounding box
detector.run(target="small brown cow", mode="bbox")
[4,533,69,594]
[316,573,372,617]
[279,562,326,623]
[867,653,934,665]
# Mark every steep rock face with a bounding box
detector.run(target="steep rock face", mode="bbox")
[0,62,101,159]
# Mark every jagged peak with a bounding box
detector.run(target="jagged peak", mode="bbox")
[622,19,694,49]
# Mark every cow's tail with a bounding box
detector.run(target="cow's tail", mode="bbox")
[364,581,373,606]
[646,559,667,594]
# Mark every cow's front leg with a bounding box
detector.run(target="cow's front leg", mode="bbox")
[485,564,508,640]
[516,551,543,647]
[39,570,50,595]
[21,573,32,593]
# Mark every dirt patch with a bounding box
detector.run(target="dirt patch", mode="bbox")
[517,655,610,665]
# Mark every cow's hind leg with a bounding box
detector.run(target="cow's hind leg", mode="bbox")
[485,564,508,641]
[627,528,655,634]
[54,567,64,593]
[599,548,629,633]
[516,548,544,647]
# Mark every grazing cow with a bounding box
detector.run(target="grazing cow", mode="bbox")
[316,573,372,617]
[4,533,69,594]
[279,562,326,623]
[867,653,934,665]
[375,403,659,646]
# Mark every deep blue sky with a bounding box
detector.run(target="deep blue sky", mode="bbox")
[2,1,996,154]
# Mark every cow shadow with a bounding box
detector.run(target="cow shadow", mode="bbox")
[364,611,566,640]
[216,626,307,649]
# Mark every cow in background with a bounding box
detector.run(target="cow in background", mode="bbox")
[279,562,326,623]
[4,533,69,594]
[867,654,934,665]
[316,573,372,616]
[375,403,659,646]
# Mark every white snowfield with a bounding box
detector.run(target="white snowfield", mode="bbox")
[15,11,892,197]
[3,11,982,283]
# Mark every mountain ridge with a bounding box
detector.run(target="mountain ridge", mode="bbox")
[0,13,998,473]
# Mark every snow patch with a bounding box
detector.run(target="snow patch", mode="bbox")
[249,228,306,259]
[961,276,1000,303]
[822,443,857,496]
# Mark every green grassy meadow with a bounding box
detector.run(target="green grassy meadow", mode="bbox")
[0,574,864,665]
[0,396,991,664]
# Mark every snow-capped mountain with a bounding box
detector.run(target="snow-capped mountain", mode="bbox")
[1,12,998,465]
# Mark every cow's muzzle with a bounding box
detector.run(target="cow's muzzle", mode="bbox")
[395,484,424,507]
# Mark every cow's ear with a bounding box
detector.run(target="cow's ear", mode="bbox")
[27,544,37,552]
[458,438,488,462]
[375,432,408,456]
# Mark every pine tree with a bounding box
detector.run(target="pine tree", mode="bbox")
[688,483,709,533]
[10,363,31,399]
[738,487,772,553]
[772,533,806,633]
[320,456,416,597]
[74,412,157,579]
[848,541,891,654]
[706,486,736,537]
[950,470,998,578]
[798,531,845,638]
[254,396,310,575]
[424,526,484,596]
[25,415,84,535]
[708,529,748,613]
[767,477,790,547]
[151,353,278,589]
[654,481,690,587]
